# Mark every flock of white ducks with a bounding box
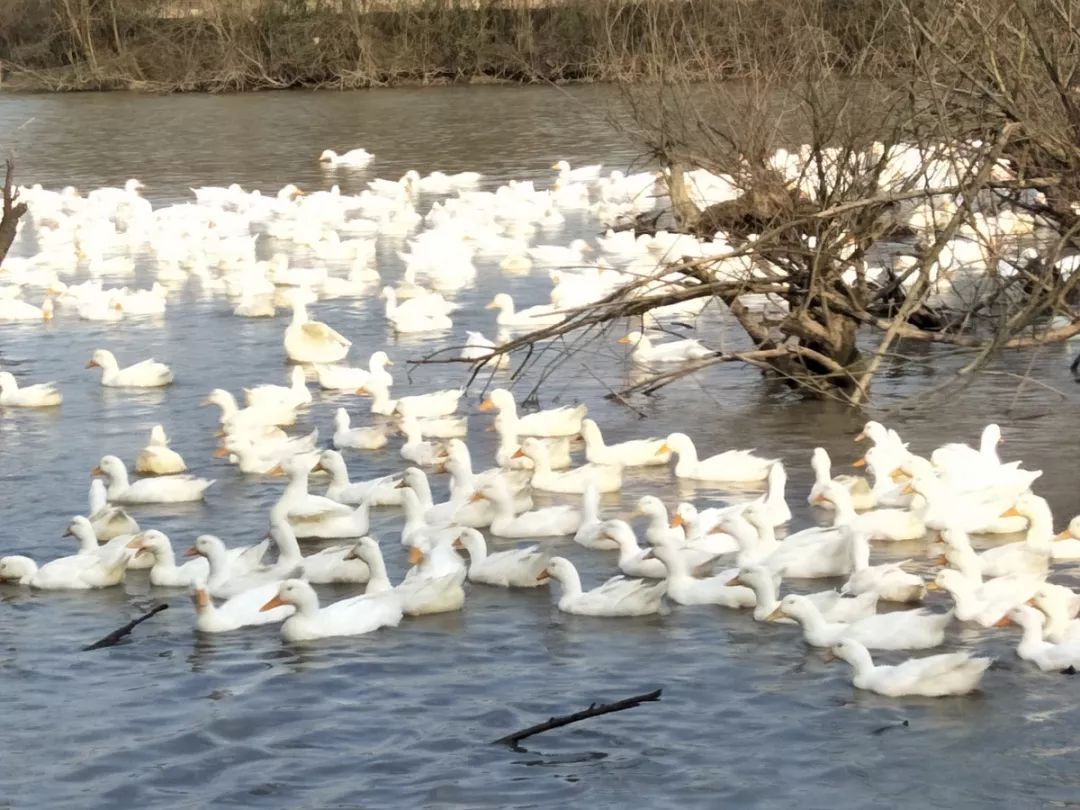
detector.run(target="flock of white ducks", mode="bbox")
[0,148,1077,702]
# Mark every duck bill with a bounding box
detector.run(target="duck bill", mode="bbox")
[90,466,104,476]
[478,399,495,412]
[669,514,685,529]
[125,536,144,549]
[484,302,499,310]
[655,444,671,456]
[260,595,286,613]
[764,606,786,622]
[1055,530,1072,541]
[354,387,369,396]
[183,547,201,558]
[536,570,551,582]
[994,615,1012,627]
[852,457,867,468]
[267,464,286,477]
[468,492,485,503]
[889,468,907,482]
[212,447,229,459]
[311,462,325,473]
[1000,505,1021,518]
[616,336,631,345]
[511,448,525,459]
[407,547,425,566]
[925,581,941,591]
[726,575,741,586]
[85,360,99,369]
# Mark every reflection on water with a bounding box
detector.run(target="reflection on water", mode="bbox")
[0,87,1078,808]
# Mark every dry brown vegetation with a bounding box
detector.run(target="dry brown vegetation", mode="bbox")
[452,0,1080,406]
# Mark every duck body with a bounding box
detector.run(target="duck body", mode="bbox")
[87,349,173,387]
[94,455,212,503]
[831,638,991,697]
[773,594,951,650]
[192,584,295,633]
[663,433,776,482]
[454,528,548,588]
[264,579,402,642]
[580,419,670,466]
[540,557,666,617]
[0,371,62,407]
[135,425,187,475]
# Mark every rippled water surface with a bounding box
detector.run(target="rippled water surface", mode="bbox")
[1,87,1079,809]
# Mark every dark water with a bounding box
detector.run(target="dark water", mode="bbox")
[0,87,1078,809]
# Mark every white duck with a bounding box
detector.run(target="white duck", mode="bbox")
[733,564,879,622]
[1030,585,1080,643]
[245,366,312,410]
[313,351,394,391]
[601,519,674,578]
[64,515,151,571]
[485,292,563,327]
[284,294,351,363]
[86,479,139,540]
[480,387,586,437]
[126,530,215,587]
[515,437,622,494]
[1051,515,1080,561]
[495,421,573,469]
[573,482,616,550]
[768,594,951,649]
[186,534,296,599]
[270,456,370,538]
[928,567,1041,628]
[661,433,776,483]
[204,388,298,432]
[808,447,874,510]
[1002,605,1080,671]
[135,425,188,475]
[87,349,173,387]
[332,408,387,451]
[646,543,755,608]
[316,449,403,507]
[829,638,991,697]
[618,330,712,363]
[355,376,461,418]
[319,148,374,167]
[262,579,402,642]
[0,371,62,407]
[841,526,926,603]
[398,415,441,466]
[538,557,667,617]
[269,521,370,585]
[817,482,926,542]
[472,481,582,538]
[580,418,671,467]
[93,455,213,503]
[0,546,131,590]
[360,538,465,616]
[382,286,453,332]
[191,584,295,634]
[453,528,548,588]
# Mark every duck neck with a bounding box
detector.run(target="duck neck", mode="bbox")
[410,473,434,510]
[104,466,129,497]
[364,546,392,592]
[812,454,830,488]
[672,440,698,475]
[552,565,583,597]
[791,604,828,636]
[845,644,877,681]
[830,492,858,527]
[401,490,426,535]
[766,467,786,511]
[1025,502,1053,549]
[89,482,107,515]
[462,533,487,565]
[581,487,599,524]
[216,393,239,419]
[204,546,231,586]
[291,300,308,324]
[1017,614,1051,659]
[849,531,871,571]
[72,522,99,554]
[272,526,303,564]
[369,383,394,414]
[750,575,779,617]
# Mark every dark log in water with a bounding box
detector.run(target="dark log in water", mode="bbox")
[82,604,169,652]
[492,688,662,747]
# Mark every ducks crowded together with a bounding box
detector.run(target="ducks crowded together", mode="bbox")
[0,149,1074,704]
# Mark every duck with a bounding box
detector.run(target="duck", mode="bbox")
[841,526,927,603]
[480,387,586,437]
[186,534,297,599]
[204,388,298,432]
[928,567,1042,628]
[398,415,442,466]
[382,286,453,332]
[537,557,667,617]
[359,537,465,616]
[86,479,139,540]
[319,148,374,167]
[284,293,351,364]
[1051,515,1080,561]
[355,377,461,418]
[768,593,951,649]
[269,521,370,585]
[660,432,776,483]
[601,519,678,578]
[515,437,622,494]
[270,456,370,538]
[485,292,563,327]
[1030,585,1080,643]
[135,425,188,475]
[332,408,388,451]
[453,528,548,588]
[472,480,582,538]
[126,530,215,587]
[0,296,53,322]
[316,449,403,507]
[0,371,62,407]
[617,330,712,364]
[739,504,853,579]
[828,638,991,697]
[646,543,755,608]
[86,349,173,387]
[580,418,671,466]
[191,583,295,634]
[92,455,213,503]
[552,160,603,184]
[313,351,394,391]
[573,481,617,550]
[732,564,879,622]
[1001,605,1080,671]
[494,421,573,469]
[64,515,152,571]
[261,579,402,642]
[0,545,131,590]
[931,423,1003,477]
[245,366,312,410]
[808,447,874,510]
[816,481,926,542]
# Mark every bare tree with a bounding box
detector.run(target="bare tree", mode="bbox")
[0,159,28,267]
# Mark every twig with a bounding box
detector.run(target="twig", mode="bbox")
[82,604,168,651]
[492,688,662,747]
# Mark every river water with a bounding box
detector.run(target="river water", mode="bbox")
[0,87,1077,809]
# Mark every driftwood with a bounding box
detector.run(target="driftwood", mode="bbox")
[82,604,168,651]
[0,159,28,266]
[492,688,662,747]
